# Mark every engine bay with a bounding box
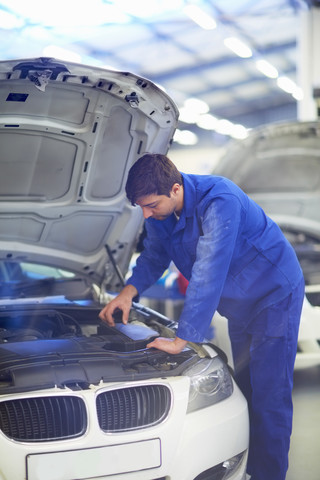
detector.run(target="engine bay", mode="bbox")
[0,302,165,343]
[0,302,200,394]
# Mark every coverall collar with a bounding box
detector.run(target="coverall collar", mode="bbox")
[173,173,197,232]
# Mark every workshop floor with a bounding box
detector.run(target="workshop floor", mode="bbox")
[287,366,320,479]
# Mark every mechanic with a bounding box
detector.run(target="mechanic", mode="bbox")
[99,153,304,480]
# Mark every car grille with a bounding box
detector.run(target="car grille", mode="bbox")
[0,395,87,442]
[97,384,171,432]
[0,384,171,442]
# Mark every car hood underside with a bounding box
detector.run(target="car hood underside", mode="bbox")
[0,57,178,289]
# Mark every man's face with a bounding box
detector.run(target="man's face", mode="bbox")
[136,184,183,221]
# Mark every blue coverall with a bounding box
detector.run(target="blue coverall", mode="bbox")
[127,173,304,480]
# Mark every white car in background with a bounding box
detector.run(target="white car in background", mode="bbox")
[214,121,320,369]
[0,58,249,480]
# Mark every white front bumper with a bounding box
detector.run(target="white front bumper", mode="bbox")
[0,376,249,480]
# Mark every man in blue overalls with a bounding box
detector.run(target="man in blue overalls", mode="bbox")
[99,153,304,480]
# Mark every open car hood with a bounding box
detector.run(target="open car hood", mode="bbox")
[0,58,179,288]
[215,120,320,224]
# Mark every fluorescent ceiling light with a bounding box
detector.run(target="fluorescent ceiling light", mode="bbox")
[184,98,209,114]
[292,87,304,101]
[184,5,216,30]
[224,37,252,58]
[179,107,201,124]
[215,119,248,139]
[230,124,249,139]
[256,59,278,79]
[23,25,52,41]
[174,129,198,145]
[277,76,296,93]
[114,0,184,18]
[196,114,218,130]
[0,0,129,26]
[179,98,210,124]
[215,119,233,135]
[42,46,82,63]
[0,9,24,29]
[3,0,185,24]
[277,76,304,101]
[196,113,248,139]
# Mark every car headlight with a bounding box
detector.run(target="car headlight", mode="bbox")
[183,356,233,413]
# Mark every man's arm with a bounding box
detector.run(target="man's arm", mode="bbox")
[99,284,138,326]
[176,195,243,343]
[99,220,171,328]
[128,219,172,294]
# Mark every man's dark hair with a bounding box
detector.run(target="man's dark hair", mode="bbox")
[125,153,182,205]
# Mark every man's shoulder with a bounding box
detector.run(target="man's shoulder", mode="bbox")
[183,173,242,199]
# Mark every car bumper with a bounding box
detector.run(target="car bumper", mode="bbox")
[0,376,249,480]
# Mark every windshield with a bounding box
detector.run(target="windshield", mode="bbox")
[0,261,95,300]
[0,262,76,282]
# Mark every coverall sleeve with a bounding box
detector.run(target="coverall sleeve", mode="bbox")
[126,221,172,295]
[177,194,243,342]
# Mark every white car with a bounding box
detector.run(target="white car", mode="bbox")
[0,58,249,480]
[214,121,320,369]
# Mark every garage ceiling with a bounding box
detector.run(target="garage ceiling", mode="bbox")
[0,0,318,147]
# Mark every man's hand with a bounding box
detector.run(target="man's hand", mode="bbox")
[147,336,187,354]
[99,284,138,327]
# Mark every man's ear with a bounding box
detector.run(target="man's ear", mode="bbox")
[171,183,182,196]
